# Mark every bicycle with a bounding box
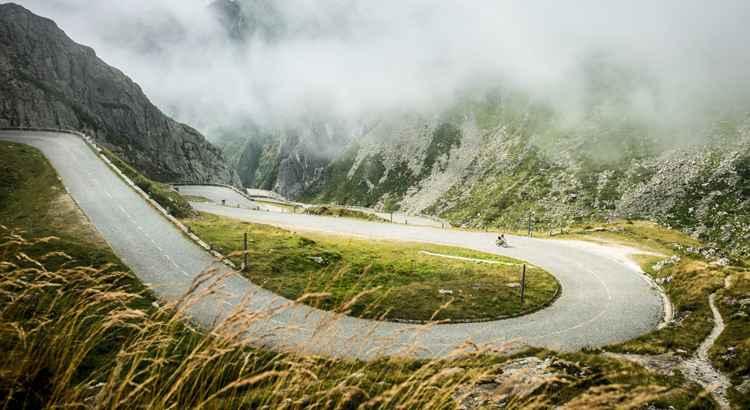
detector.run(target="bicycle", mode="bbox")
[495,238,508,248]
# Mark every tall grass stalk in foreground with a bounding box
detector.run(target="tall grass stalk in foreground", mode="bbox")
[0,226,676,409]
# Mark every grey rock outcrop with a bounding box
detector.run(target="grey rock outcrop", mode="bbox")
[209,0,286,43]
[0,4,241,186]
[275,120,348,199]
[653,255,682,271]
[236,127,300,190]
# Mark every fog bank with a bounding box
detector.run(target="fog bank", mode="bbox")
[9,0,750,135]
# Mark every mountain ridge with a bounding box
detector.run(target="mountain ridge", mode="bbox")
[0,3,241,186]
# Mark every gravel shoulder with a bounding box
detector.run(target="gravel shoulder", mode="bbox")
[549,238,665,274]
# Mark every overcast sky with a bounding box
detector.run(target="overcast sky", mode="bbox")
[8,0,750,134]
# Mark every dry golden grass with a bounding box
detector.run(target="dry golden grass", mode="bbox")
[0,225,713,409]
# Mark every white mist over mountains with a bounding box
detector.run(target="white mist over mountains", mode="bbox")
[10,0,750,137]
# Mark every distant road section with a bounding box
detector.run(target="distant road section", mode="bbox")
[184,185,447,227]
[373,211,444,227]
[177,185,261,210]
[0,130,665,360]
[246,188,290,203]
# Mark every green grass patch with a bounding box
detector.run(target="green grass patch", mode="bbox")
[0,143,139,274]
[253,199,297,213]
[183,194,213,203]
[304,205,390,222]
[562,220,704,253]
[183,212,559,321]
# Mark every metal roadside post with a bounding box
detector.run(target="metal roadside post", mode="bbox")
[521,264,526,304]
[244,233,247,269]
[528,210,531,237]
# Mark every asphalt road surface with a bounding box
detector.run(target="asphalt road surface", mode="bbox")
[1,131,664,359]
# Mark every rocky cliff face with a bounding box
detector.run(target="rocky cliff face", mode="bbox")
[275,120,349,199]
[212,123,301,191]
[209,0,285,43]
[212,117,349,198]
[0,3,241,186]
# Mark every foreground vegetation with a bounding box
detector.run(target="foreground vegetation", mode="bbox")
[0,142,738,408]
[3,227,717,409]
[182,212,558,321]
[545,220,750,408]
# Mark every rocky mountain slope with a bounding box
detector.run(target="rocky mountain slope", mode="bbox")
[263,76,750,257]
[0,3,241,186]
[212,117,350,196]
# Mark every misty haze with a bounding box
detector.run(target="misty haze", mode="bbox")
[15,1,750,129]
[2,1,750,408]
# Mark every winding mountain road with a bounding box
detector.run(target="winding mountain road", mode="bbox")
[1,130,665,359]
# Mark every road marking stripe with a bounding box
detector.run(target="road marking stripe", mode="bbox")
[59,142,190,277]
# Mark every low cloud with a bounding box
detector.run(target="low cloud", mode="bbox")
[10,0,750,135]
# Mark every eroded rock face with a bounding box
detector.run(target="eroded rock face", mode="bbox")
[0,4,241,186]
[277,149,332,200]
[275,120,348,199]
